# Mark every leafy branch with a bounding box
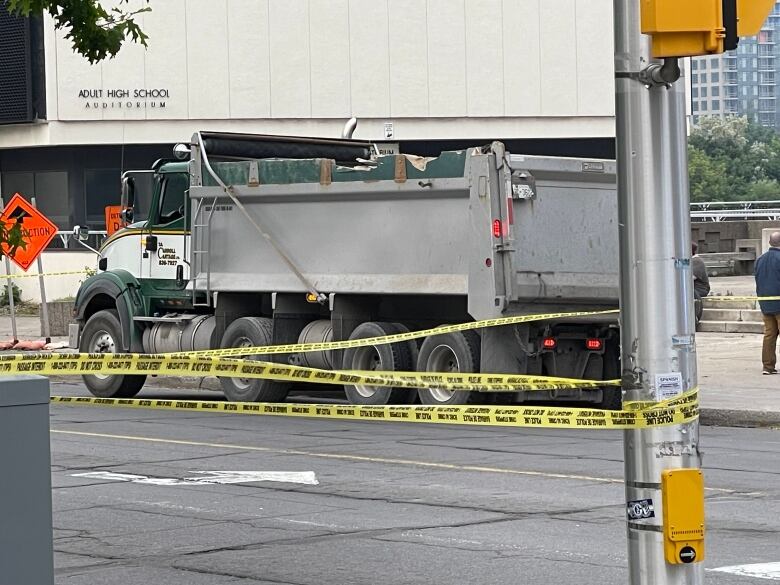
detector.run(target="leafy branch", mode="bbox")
[0,219,27,260]
[5,0,151,63]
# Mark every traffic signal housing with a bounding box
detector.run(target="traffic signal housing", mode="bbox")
[641,0,775,58]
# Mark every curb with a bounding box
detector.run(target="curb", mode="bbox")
[700,408,780,428]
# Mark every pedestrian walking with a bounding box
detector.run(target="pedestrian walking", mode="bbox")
[691,242,710,326]
[754,231,780,374]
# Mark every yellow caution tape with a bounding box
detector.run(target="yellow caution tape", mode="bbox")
[0,270,89,279]
[180,309,621,358]
[0,352,618,392]
[49,388,698,430]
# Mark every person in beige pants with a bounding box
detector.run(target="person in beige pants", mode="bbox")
[755,231,780,374]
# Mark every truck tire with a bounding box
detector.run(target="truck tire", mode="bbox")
[417,329,483,405]
[80,309,146,398]
[219,317,289,402]
[342,322,417,405]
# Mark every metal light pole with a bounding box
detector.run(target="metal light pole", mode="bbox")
[614,1,703,584]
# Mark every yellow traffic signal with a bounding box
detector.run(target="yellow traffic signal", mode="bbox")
[641,0,725,58]
[737,0,776,36]
[641,0,776,58]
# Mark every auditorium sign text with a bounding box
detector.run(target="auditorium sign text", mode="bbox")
[77,88,169,110]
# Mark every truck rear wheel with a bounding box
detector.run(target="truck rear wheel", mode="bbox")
[342,322,417,405]
[80,309,146,398]
[416,330,484,405]
[219,317,290,402]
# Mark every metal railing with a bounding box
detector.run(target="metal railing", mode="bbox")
[691,200,780,221]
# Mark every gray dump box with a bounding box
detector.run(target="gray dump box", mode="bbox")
[190,141,618,321]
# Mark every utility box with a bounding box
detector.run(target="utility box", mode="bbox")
[0,376,54,585]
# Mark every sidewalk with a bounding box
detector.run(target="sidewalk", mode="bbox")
[2,314,779,427]
[697,332,780,427]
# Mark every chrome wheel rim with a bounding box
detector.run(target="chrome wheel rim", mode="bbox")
[89,329,115,380]
[234,336,255,389]
[352,346,382,398]
[426,344,460,402]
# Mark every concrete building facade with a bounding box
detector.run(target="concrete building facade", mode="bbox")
[0,0,618,235]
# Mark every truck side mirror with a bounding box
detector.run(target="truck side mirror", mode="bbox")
[121,176,136,209]
[73,225,90,241]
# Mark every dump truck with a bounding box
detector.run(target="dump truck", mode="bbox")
[72,131,620,407]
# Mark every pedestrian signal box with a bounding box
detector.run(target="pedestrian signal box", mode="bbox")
[661,469,705,565]
[641,0,775,58]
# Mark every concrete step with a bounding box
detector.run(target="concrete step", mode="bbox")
[703,297,757,310]
[697,320,764,334]
[701,308,764,323]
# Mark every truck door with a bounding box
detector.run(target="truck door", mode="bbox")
[141,172,190,282]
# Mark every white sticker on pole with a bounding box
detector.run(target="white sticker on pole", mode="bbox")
[655,372,683,400]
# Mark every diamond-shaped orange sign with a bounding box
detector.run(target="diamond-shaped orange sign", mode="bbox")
[0,193,58,271]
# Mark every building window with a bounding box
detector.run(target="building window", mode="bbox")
[691,60,698,70]
[692,102,699,112]
[691,73,698,83]
[712,100,720,110]
[692,88,699,98]
[711,72,719,83]
[712,86,720,97]
[701,102,708,111]
[701,87,708,98]
[84,169,121,227]
[701,73,708,83]
[1,171,70,229]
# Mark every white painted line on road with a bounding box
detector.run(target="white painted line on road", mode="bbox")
[710,562,780,580]
[72,470,319,486]
[52,429,745,494]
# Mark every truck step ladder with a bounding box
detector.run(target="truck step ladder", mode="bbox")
[191,195,219,307]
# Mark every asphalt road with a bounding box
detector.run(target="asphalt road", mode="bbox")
[49,380,780,585]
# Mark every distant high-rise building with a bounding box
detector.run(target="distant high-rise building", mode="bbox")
[691,1,780,129]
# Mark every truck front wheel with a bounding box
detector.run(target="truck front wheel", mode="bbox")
[219,317,289,402]
[80,309,146,398]
[416,330,483,405]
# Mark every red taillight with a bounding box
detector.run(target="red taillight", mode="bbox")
[586,338,603,351]
[542,337,557,349]
[492,219,502,238]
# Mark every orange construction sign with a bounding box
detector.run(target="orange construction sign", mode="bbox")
[105,205,124,236]
[0,193,58,271]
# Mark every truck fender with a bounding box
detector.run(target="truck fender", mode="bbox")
[74,270,145,352]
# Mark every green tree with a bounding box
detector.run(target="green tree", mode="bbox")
[688,146,731,202]
[5,0,151,63]
[688,116,780,201]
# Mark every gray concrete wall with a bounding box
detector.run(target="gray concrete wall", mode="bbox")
[692,220,780,253]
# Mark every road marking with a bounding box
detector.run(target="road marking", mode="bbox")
[52,429,741,494]
[710,562,780,580]
[72,470,318,486]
